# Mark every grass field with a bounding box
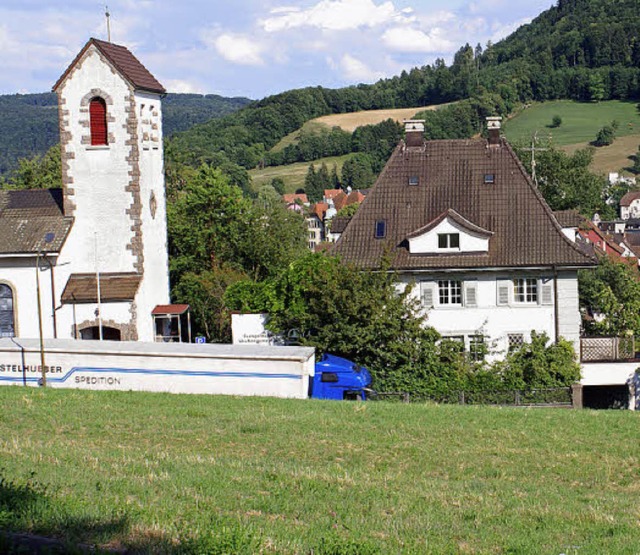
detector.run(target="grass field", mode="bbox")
[0,387,638,554]
[503,100,640,146]
[249,154,350,193]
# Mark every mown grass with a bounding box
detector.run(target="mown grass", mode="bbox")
[504,100,640,146]
[249,154,351,193]
[0,387,638,554]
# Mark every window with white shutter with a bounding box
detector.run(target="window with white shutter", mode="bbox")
[540,280,553,305]
[465,281,478,307]
[497,279,510,306]
[420,281,434,308]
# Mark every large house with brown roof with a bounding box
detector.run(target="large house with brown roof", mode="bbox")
[0,38,170,342]
[333,119,596,358]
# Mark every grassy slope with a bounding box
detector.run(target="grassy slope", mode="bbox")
[270,104,445,153]
[503,100,640,175]
[249,154,350,193]
[0,387,638,554]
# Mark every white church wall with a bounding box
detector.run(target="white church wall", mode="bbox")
[56,46,137,279]
[0,258,55,339]
[135,90,170,341]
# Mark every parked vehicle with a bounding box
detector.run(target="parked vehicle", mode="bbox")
[311,353,372,400]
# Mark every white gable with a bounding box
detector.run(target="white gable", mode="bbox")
[408,215,491,255]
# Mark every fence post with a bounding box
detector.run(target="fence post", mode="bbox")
[515,390,521,406]
[402,392,410,403]
[571,384,583,409]
[459,391,465,405]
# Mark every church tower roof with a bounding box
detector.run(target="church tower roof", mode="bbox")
[53,38,165,94]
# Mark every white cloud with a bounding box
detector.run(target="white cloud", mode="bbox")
[331,53,385,82]
[261,0,411,32]
[164,79,205,94]
[382,26,454,53]
[213,33,265,66]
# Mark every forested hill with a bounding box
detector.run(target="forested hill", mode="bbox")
[168,0,640,173]
[486,0,640,69]
[0,92,251,176]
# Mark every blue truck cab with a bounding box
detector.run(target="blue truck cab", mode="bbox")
[311,353,372,400]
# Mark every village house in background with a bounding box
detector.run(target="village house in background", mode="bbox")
[333,118,596,360]
[286,187,366,250]
[0,38,177,342]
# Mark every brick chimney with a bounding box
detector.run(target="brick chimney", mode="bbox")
[487,117,502,146]
[404,119,425,147]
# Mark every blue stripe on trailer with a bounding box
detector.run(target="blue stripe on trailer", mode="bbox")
[0,366,303,383]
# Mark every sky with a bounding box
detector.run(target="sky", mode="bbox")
[0,0,556,99]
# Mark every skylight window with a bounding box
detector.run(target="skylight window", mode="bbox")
[408,176,419,186]
[375,220,386,239]
[484,173,495,184]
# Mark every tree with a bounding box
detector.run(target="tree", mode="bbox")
[593,124,615,146]
[514,141,612,218]
[551,115,563,128]
[2,145,61,190]
[341,154,375,190]
[270,177,286,195]
[579,256,640,336]
[172,265,247,343]
[588,73,606,102]
[167,164,252,280]
[632,145,640,174]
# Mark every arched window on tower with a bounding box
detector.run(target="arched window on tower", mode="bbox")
[0,284,15,338]
[89,97,108,145]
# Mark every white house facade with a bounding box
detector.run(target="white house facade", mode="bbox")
[333,119,595,360]
[0,38,170,342]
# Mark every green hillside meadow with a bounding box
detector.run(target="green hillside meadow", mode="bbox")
[503,100,640,146]
[0,387,638,554]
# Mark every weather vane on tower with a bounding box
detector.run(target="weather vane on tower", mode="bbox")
[105,5,111,42]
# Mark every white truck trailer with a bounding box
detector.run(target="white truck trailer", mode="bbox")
[0,338,315,399]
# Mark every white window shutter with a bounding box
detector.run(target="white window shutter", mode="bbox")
[465,281,478,307]
[497,279,510,306]
[541,281,553,305]
[420,281,434,308]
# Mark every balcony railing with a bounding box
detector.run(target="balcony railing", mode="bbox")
[580,336,638,362]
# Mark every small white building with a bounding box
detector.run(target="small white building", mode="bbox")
[0,38,170,342]
[333,119,596,359]
[619,191,640,220]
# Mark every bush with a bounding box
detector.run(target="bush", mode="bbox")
[593,124,616,146]
[551,115,562,128]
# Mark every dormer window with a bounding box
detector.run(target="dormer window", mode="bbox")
[484,174,495,184]
[375,220,386,239]
[408,176,419,186]
[438,233,459,249]
[89,97,108,146]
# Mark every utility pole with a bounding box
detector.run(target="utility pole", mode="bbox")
[521,131,549,187]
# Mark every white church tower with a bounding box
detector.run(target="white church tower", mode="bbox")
[51,38,170,341]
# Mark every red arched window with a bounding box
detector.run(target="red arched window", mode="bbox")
[89,97,108,146]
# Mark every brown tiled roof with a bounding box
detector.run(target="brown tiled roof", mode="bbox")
[620,191,640,207]
[407,208,493,240]
[311,202,328,220]
[61,273,141,304]
[152,304,190,315]
[283,193,308,204]
[553,209,585,228]
[54,38,165,94]
[333,138,596,270]
[324,189,342,200]
[0,189,73,255]
[331,216,351,234]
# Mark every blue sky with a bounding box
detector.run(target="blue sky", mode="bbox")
[0,0,555,98]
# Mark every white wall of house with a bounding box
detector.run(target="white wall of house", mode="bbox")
[399,270,581,359]
[408,218,489,255]
[621,199,640,220]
